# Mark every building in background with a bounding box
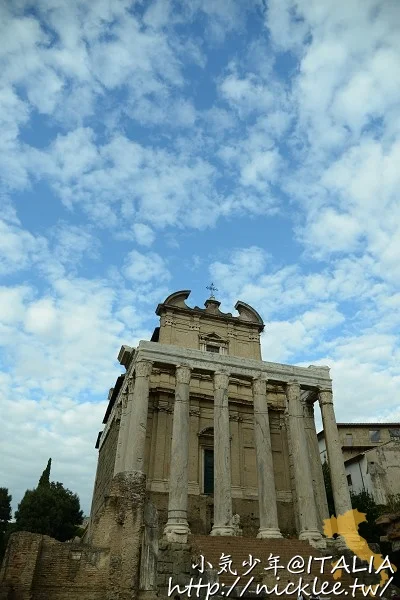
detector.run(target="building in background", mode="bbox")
[318,424,400,504]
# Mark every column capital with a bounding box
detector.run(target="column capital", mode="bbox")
[286,380,301,398]
[135,359,153,378]
[176,364,191,385]
[318,388,333,406]
[252,377,267,395]
[286,380,304,419]
[286,379,300,388]
[214,371,230,390]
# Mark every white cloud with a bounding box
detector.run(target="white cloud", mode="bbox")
[240,148,282,190]
[0,220,47,276]
[132,223,156,247]
[260,0,400,288]
[210,247,269,294]
[306,209,363,254]
[50,223,100,266]
[261,303,344,363]
[0,264,164,512]
[24,297,59,338]
[124,250,170,283]
[0,286,31,324]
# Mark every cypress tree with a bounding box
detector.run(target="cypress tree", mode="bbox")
[38,458,52,488]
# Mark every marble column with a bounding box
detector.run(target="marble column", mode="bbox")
[123,359,153,473]
[253,377,282,539]
[287,381,325,549]
[318,388,356,537]
[303,399,329,528]
[211,371,234,536]
[164,365,192,542]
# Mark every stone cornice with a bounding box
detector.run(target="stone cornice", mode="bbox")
[136,341,332,391]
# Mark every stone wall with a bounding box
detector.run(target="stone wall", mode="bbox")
[1,472,147,600]
[0,532,109,600]
[0,531,41,600]
[148,491,297,537]
[32,537,109,600]
[90,415,120,522]
[367,442,400,504]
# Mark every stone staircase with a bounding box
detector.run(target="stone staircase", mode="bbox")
[189,535,369,599]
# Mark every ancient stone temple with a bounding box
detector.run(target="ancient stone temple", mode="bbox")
[0,290,354,600]
[88,289,354,556]
[89,290,351,549]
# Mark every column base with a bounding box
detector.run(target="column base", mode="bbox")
[257,527,283,539]
[299,530,326,550]
[210,525,235,536]
[163,522,190,544]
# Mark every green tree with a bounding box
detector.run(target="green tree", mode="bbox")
[322,460,336,516]
[0,487,12,560]
[38,458,51,488]
[14,459,83,542]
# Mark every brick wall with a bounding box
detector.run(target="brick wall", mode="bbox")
[0,532,109,600]
[90,416,119,522]
[0,532,41,600]
[32,537,109,600]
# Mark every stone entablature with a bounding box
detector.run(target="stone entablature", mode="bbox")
[138,340,332,388]
[97,340,330,455]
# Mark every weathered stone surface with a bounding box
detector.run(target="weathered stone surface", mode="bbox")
[138,340,332,388]
[122,360,153,473]
[287,382,325,549]
[164,365,191,542]
[211,371,234,536]
[303,398,329,530]
[90,415,120,526]
[319,389,356,542]
[0,532,109,600]
[252,377,282,539]
[105,471,147,600]
[140,501,159,591]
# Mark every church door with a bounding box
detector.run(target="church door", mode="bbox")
[204,448,214,494]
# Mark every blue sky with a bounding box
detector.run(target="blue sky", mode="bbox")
[1,0,400,515]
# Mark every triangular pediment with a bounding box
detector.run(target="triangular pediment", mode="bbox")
[201,332,224,341]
